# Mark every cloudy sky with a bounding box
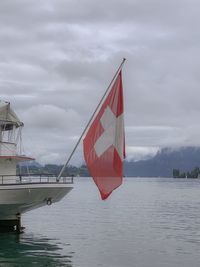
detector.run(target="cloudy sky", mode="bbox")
[0,0,199,165]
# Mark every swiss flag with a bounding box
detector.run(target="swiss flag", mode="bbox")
[83,71,125,200]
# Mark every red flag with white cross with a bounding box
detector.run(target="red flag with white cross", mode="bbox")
[83,71,125,200]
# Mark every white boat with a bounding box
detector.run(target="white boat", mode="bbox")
[0,101,73,231]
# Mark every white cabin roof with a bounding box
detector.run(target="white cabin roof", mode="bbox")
[0,101,23,129]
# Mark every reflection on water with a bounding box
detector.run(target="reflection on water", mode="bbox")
[0,233,73,267]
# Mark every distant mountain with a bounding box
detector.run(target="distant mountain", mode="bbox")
[18,160,42,167]
[124,147,200,177]
[17,147,200,178]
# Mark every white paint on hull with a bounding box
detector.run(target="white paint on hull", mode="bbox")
[0,184,73,220]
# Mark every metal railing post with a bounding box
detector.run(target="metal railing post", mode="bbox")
[0,174,74,185]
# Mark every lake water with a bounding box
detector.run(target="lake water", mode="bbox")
[1,177,200,267]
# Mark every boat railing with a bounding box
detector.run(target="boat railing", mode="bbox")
[0,174,74,185]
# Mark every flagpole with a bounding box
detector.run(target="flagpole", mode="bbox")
[57,58,126,180]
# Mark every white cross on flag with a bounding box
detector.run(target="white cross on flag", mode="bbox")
[83,71,125,200]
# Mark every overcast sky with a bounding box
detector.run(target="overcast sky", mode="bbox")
[0,0,199,165]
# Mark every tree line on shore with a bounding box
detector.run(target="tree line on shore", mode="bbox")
[17,163,89,177]
[173,167,200,178]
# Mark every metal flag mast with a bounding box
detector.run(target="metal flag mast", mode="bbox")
[57,58,126,181]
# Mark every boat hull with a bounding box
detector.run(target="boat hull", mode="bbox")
[0,183,73,220]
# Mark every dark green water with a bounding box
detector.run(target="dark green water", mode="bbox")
[0,233,72,266]
[1,178,200,267]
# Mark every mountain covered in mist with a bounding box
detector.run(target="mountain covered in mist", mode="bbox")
[124,147,200,177]
[19,147,200,178]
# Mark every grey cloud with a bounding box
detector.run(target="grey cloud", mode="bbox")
[0,0,199,164]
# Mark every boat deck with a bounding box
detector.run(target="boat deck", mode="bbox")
[0,174,74,185]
